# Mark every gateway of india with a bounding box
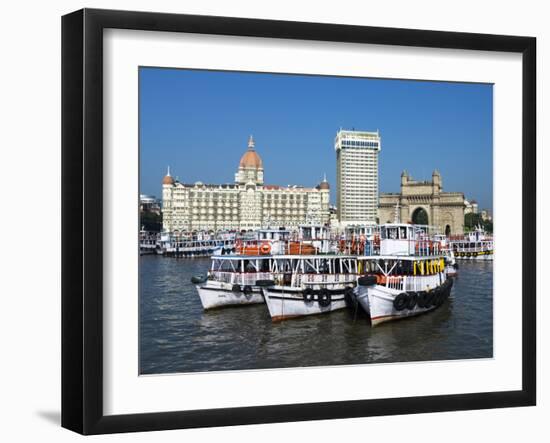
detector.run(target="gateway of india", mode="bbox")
[378,170,465,235]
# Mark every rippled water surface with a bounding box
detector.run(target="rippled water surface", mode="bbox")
[139,257,493,374]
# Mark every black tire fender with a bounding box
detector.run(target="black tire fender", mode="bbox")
[406,292,418,310]
[417,291,429,308]
[425,290,437,307]
[357,275,377,287]
[344,287,355,307]
[432,290,444,307]
[393,293,409,311]
[318,289,332,307]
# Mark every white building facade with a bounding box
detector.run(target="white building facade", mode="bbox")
[162,136,330,232]
[335,129,381,225]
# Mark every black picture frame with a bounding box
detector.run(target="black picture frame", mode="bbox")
[61,8,536,435]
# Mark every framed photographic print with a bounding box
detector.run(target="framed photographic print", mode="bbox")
[61,8,536,435]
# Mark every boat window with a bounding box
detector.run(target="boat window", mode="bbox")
[399,227,407,239]
[388,228,398,239]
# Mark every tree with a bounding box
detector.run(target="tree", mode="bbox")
[464,212,493,233]
[140,211,162,232]
[464,213,482,231]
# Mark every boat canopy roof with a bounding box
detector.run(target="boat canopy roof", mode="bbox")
[211,254,358,260]
[359,254,445,261]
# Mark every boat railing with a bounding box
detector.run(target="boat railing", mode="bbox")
[294,272,359,287]
[338,239,376,255]
[209,271,272,286]
[411,240,441,256]
[374,273,445,292]
[452,243,494,252]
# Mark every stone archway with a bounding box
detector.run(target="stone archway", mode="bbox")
[412,207,429,225]
[378,172,466,235]
[445,224,451,236]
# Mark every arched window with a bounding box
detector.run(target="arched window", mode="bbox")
[412,207,429,225]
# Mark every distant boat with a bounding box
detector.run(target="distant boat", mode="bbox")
[449,226,493,260]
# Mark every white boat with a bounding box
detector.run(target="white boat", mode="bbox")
[450,226,494,260]
[157,230,235,257]
[139,229,159,255]
[261,255,358,321]
[193,255,274,309]
[193,227,337,310]
[353,224,453,326]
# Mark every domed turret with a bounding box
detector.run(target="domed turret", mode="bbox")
[162,166,175,185]
[235,135,264,185]
[239,135,263,169]
[318,173,330,190]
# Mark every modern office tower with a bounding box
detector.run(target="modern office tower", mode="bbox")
[335,129,381,225]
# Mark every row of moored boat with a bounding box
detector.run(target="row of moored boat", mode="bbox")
[188,223,493,326]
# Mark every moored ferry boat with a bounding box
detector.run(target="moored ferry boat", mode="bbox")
[261,255,358,321]
[353,224,453,326]
[139,229,159,255]
[157,230,236,257]
[192,255,274,309]
[450,227,493,260]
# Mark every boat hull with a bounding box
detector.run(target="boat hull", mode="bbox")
[446,265,458,277]
[196,283,264,309]
[356,279,453,326]
[262,287,348,321]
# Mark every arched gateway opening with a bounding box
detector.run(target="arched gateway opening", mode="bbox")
[412,207,429,225]
[445,224,451,236]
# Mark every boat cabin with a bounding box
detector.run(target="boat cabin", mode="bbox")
[379,224,417,255]
[379,223,439,256]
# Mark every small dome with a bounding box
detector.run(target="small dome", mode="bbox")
[318,173,330,190]
[162,166,175,185]
[239,135,263,169]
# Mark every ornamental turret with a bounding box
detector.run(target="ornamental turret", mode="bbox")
[235,135,264,185]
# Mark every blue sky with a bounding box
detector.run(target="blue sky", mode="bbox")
[140,68,493,210]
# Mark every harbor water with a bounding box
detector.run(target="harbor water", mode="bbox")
[139,257,493,374]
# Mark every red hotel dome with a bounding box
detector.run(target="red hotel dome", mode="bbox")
[239,135,263,169]
[162,166,175,185]
[318,173,330,190]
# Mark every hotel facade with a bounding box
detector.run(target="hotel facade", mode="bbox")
[161,136,330,232]
[335,129,381,226]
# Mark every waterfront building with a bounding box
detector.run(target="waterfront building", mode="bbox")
[335,129,381,226]
[464,199,479,215]
[378,170,465,235]
[162,136,330,232]
[480,209,492,222]
[139,194,161,215]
